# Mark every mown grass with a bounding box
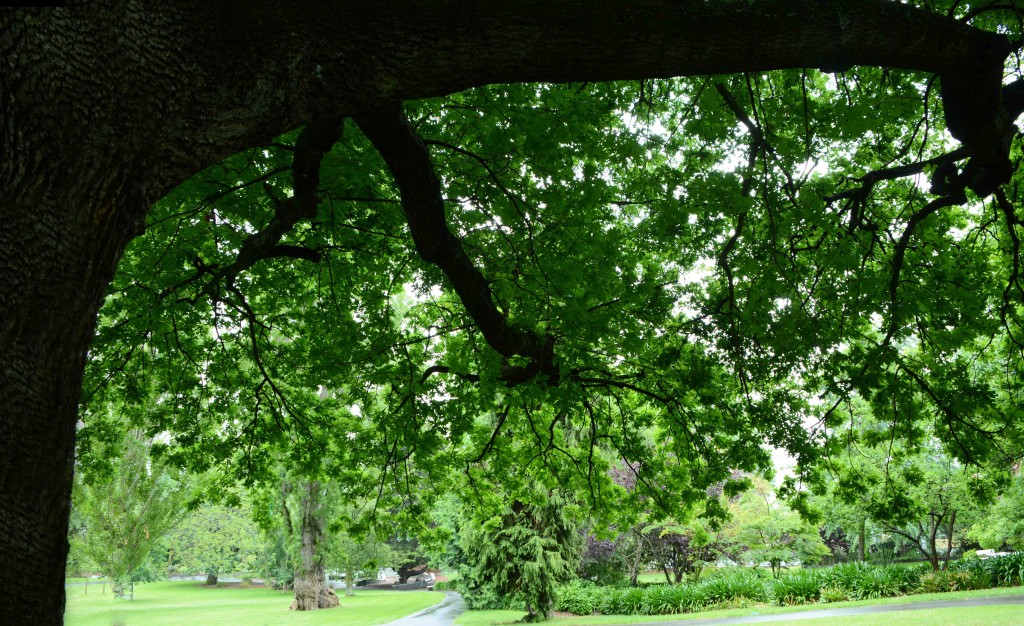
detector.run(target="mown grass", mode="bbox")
[634,572,669,585]
[65,580,444,626]
[770,604,1024,626]
[453,585,1024,626]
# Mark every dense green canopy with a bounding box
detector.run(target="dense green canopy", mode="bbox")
[88,59,1024,523]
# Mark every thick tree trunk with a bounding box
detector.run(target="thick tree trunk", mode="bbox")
[0,156,145,622]
[0,8,203,622]
[205,573,218,586]
[290,481,338,611]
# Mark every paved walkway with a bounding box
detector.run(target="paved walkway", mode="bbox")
[379,593,1024,626]
[628,594,1024,625]
[379,591,466,626]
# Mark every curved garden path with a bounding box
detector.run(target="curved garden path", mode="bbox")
[380,590,466,626]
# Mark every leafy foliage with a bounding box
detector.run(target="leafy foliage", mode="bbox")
[769,569,822,605]
[951,552,1024,587]
[969,473,1024,550]
[810,401,999,570]
[460,490,584,621]
[168,503,261,583]
[698,570,769,605]
[712,478,829,576]
[553,580,599,615]
[71,432,192,598]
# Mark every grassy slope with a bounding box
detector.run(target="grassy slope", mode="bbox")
[454,586,1024,626]
[65,580,444,626]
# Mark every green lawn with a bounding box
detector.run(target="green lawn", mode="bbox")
[454,586,1024,626]
[634,572,668,585]
[770,605,1024,626]
[65,580,444,626]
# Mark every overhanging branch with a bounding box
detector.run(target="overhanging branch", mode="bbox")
[204,118,344,295]
[354,103,557,384]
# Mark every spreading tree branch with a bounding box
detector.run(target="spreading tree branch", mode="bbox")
[354,103,557,384]
[197,118,343,299]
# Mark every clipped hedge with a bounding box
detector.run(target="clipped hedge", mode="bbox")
[552,553,1024,617]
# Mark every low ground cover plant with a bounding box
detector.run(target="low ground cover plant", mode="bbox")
[552,553,1024,616]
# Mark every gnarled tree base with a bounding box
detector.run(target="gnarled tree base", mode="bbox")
[289,581,338,611]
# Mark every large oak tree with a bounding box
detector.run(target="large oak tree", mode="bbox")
[2,2,1022,622]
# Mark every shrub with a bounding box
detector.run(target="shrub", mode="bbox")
[642,584,713,615]
[950,570,989,591]
[699,570,767,606]
[885,564,923,594]
[819,584,849,603]
[851,567,902,599]
[919,570,953,593]
[619,587,647,615]
[433,580,454,591]
[578,539,629,588]
[968,568,994,590]
[949,555,986,577]
[599,587,625,615]
[769,570,821,606]
[919,568,988,593]
[673,584,708,612]
[556,581,599,615]
[985,552,1024,587]
[820,561,871,593]
[641,585,676,615]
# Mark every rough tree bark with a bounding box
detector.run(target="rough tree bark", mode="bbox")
[344,563,355,598]
[0,2,1016,622]
[289,481,338,611]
